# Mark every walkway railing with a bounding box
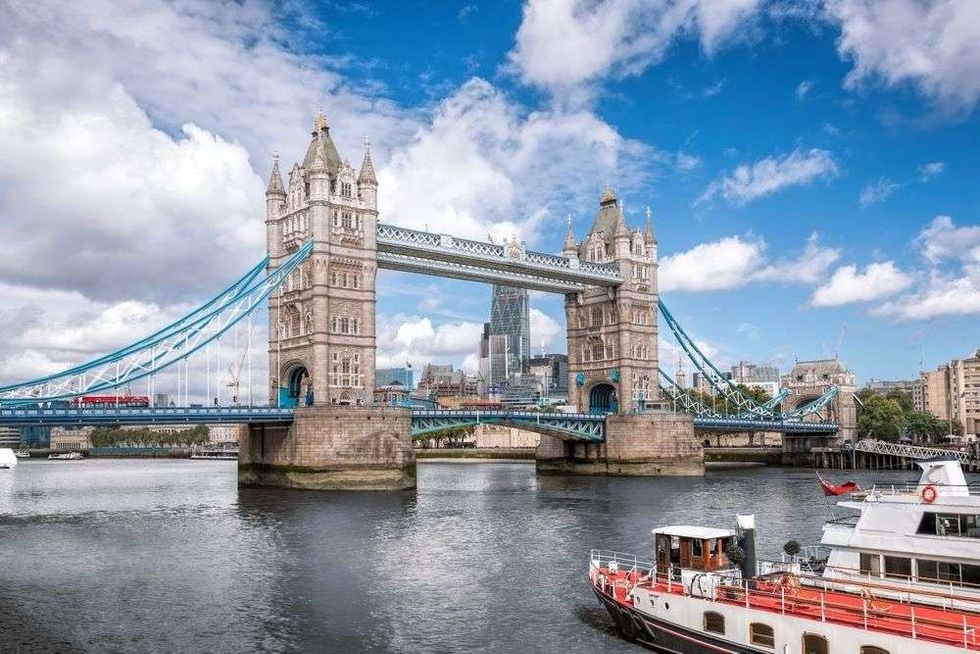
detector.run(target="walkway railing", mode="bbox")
[851,438,975,463]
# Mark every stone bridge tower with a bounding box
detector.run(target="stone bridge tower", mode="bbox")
[564,188,660,414]
[264,110,378,408]
[242,110,414,492]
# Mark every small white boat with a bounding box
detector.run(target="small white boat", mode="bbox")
[190,447,239,461]
[14,449,30,459]
[0,448,18,469]
[48,451,84,460]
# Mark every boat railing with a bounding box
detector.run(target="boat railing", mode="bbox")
[711,572,979,650]
[866,481,980,497]
[589,549,656,577]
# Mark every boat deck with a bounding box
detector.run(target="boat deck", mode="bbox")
[591,565,980,651]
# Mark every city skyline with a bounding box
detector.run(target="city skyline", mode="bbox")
[0,1,978,396]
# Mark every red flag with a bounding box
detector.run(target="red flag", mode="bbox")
[818,474,861,496]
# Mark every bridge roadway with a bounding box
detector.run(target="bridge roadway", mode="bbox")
[0,406,838,439]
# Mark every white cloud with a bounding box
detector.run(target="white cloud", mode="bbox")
[918,161,946,182]
[753,233,841,284]
[676,150,702,171]
[660,236,765,292]
[698,148,839,205]
[811,262,913,307]
[858,177,900,207]
[917,215,980,264]
[825,0,980,112]
[660,232,841,293]
[874,274,980,320]
[529,308,563,352]
[507,0,762,99]
[796,79,813,99]
[376,315,484,372]
[379,78,652,244]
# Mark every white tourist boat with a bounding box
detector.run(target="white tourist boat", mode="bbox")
[0,447,18,468]
[589,458,980,653]
[48,451,84,460]
[14,449,31,458]
[190,447,239,461]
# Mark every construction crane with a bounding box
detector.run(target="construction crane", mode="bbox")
[225,326,251,407]
[835,323,846,360]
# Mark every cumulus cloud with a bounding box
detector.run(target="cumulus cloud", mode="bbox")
[697,148,839,205]
[874,274,980,320]
[376,315,484,372]
[858,177,900,208]
[507,0,762,99]
[811,262,913,307]
[379,78,652,244]
[825,0,980,113]
[660,231,840,293]
[796,79,813,99]
[917,215,980,264]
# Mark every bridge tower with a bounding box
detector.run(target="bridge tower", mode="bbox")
[265,110,378,408]
[241,110,413,491]
[537,188,702,476]
[565,188,660,414]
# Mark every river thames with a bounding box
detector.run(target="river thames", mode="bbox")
[1,460,924,653]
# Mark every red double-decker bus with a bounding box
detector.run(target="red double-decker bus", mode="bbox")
[70,395,150,408]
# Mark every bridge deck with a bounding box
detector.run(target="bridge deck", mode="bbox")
[0,406,837,438]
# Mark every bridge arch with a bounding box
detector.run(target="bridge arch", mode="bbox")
[280,361,311,408]
[588,383,618,414]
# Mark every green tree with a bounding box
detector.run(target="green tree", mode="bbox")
[904,410,947,444]
[885,389,915,415]
[857,395,905,441]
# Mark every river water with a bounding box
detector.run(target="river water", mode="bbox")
[0,459,925,653]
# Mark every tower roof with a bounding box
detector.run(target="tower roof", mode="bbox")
[581,186,626,255]
[358,137,377,185]
[302,108,342,173]
[266,154,285,196]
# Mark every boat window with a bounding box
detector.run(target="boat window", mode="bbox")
[860,647,889,654]
[962,564,980,587]
[883,556,911,580]
[703,611,725,634]
[937,514,962,537]
[750,623,774,648]
[918,559,963,584]
[917,512,937,534]
[859,553,880,576]
[802,633,828,654]
[692,539,704,557]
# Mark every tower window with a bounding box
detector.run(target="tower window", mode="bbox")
[341,181,352,198]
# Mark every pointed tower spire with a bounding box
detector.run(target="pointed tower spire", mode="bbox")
[358,135,377,186]
[266,151,285,197]
[309,132,328,172]
[644,206,655,244]
[562,214,576,256]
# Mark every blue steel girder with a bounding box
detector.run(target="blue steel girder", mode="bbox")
[0,406,295,426]
[376,223,623,291]
[376,252,584,294]
[693,416,838,434]
[0,242,314,405]
[410,410,605,442]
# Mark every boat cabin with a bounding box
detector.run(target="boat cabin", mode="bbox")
[653,526,736,578]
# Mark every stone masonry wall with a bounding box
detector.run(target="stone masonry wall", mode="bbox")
[239,405,415,490]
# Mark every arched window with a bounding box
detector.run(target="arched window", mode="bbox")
[860,648,889,654]
[750,623,774,648]
[802,634,828,654]
[590,307,602,328]
[591,343,604,361]
[702,611,725,635]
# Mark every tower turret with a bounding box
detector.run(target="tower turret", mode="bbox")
[562,214,577,257]
[358,137,378,211]
[644,206,657,260]
[613,202,631,258]
[265,153,286,258]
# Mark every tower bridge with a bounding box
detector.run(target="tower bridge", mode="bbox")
[0,109,848,489]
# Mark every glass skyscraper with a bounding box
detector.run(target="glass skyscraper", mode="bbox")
[485,284,530,386]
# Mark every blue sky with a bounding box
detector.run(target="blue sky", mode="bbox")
[0,0,978,397]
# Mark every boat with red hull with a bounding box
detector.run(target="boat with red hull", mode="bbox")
[589,458,980,653]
